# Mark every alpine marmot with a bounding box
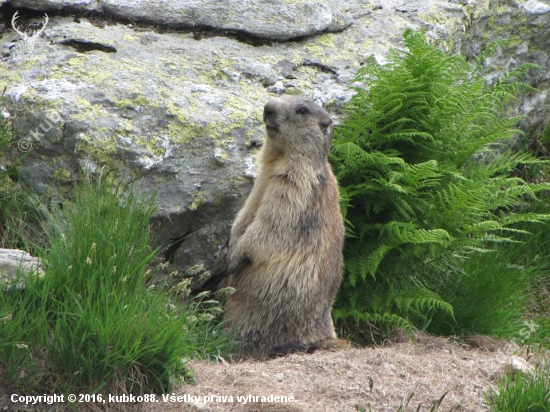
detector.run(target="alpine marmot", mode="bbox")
[225,95,345,359]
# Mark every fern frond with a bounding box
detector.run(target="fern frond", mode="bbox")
[391,288,455,320]
[332,308,416,339]
[331,28,550,341]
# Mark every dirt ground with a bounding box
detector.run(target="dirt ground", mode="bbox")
[138,334,530,412]
[1,334,539,412]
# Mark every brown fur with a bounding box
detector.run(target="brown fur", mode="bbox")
[268,338,352,358]
[225,96,345,359]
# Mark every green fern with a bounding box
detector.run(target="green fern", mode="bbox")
[331,29,549,341]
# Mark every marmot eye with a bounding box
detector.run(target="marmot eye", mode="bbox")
[296,106,309,115]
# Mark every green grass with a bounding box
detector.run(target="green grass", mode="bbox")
[485,371,550,412]
[0,176,231,395]
[426,251,527,337]
[425,192,550,341]
[0,88,40,250]
[511,213,550,350]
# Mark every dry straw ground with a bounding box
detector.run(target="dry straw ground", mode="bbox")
[139,334,524,412]
[0,334,534,412]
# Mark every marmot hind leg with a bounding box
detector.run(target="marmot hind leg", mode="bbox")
[268,338,350,358]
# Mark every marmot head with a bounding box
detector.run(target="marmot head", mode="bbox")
[263,96,333,159]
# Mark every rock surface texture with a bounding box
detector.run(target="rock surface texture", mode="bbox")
[0,0,549,289]
[0,248,44,287]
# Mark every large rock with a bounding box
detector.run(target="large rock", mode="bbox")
[6,0,349,41]
[0,0,549,290]
[0,248,44,288]
[461,0,550,139]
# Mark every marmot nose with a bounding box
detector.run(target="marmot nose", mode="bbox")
[263,101,277,122]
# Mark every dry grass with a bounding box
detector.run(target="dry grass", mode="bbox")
[138,335,521,412]
[0,334,534,412]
